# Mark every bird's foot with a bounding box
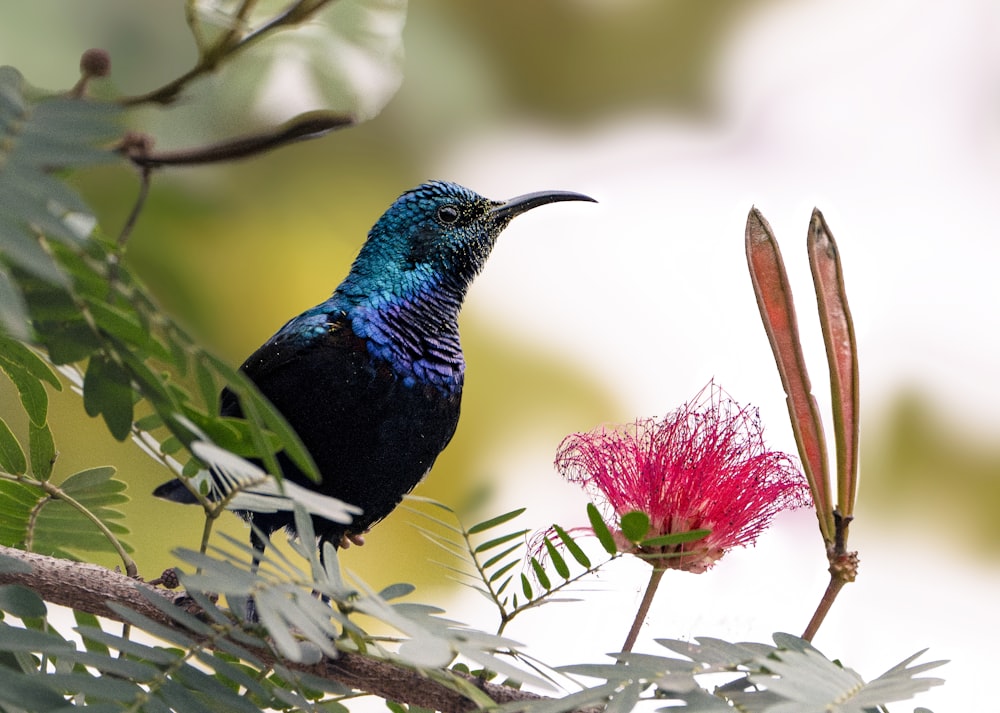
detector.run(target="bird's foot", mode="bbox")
[338,530,368,549]
[244,597,258,624]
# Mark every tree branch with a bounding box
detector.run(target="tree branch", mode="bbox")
[122,111,354,168]
[120,0,339,107]
[0,545,548,713]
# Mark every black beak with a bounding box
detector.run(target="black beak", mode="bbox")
[491,190,597,223]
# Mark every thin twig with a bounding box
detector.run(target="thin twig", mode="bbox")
[802,574,844,642]
[117,163,152,252]
[121,0,338,107]
[802,512,858,641]
[125,111,353,168]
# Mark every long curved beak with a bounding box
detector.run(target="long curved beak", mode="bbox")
[491,190,597,223]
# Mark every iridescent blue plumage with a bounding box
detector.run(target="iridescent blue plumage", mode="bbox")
[154,181,595,557]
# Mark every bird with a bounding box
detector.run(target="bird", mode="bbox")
[154,180,595,564]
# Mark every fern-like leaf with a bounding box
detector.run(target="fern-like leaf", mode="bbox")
[0,67,119,339]
[0,466,131,560]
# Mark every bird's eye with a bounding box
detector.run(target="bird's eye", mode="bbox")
[436,205,460,225]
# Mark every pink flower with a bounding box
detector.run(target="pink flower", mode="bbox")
[555,383,810,573]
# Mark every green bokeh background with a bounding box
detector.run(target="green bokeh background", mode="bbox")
[1,0,998,599]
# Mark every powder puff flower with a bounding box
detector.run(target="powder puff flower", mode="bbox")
[555,383,810,574]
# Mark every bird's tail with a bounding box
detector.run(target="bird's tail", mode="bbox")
[149,440,362,525]
[152,478,200,503]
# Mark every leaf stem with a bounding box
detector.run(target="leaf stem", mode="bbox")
[621,566,665,654]
[116,162,151,253]
[497,555,620,636]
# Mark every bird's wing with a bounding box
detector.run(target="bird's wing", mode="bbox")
[189,440,362,523]
[219,310,357,418]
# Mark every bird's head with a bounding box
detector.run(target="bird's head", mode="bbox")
[343,181,596,301]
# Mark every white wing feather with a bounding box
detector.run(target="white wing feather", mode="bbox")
[190,440,361,525]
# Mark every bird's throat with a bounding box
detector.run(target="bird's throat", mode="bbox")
[351,288,466,394]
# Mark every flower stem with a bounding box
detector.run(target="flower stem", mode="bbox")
[802,512,858,641]
[802,548,859,641]
[621,567,665,653]
[802,572,844,641]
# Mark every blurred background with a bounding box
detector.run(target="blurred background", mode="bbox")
[2,0,999,709]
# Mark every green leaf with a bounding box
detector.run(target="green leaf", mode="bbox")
[197,651,274,702]
[845,649,947,708]
[512,682,619,713]
[59,465,120,496]
[487,559,518,584]
[605,681,643,713]
[0,417,27,474]
[85,298,172,362]
[0,585,46,618]
[83,354,134,441]
[0,620,74,654]
[640,528,711,548]
[0,70,120,338]
[159,436,184,455]
[319,702,351,713]
[0,268,30,340]
[73,610,111,656]
[0,358,48,426]
[28,421,55,481]
[194,356,219,412]
[167,659,267,713]
[495,575,513,598]
[32,505,132,555]
[520,573,533,600]
[481,543,521,570]
[133,413,164,435]
[181,410,281,458]
[34,316,100,365]
[586,503,618,555]
[543,538,570,579]
[619,511,650,544]
[0,481,34,547]
[0,466,131,556]
[32,95,120,147]
[474,529,528,554]
[112,345,178,413]
[0,215,71,283]
[42,671,147,707]
[553,524,590,568]
[0,663,70,712]
[657,636,762,667]
[468,507,526,535]
[530,557,551,590]
[0,337,61,389]
[379,583,415,601]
